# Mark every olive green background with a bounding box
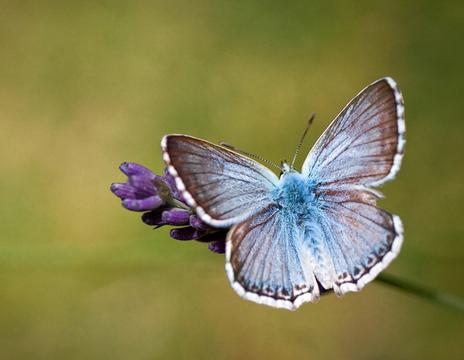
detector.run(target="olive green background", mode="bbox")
[1,1,463,359]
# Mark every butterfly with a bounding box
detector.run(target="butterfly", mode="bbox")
[161,77,405,310]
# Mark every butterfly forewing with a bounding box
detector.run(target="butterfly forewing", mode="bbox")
[162,135,279,227]
[302,77,405,188]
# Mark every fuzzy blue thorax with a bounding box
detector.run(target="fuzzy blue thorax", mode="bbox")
[271,171,317,223]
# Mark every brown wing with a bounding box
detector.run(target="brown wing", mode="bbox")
[302,77,405,188]
[162,135,279,228]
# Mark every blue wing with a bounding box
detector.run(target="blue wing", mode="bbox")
[162,135,278,228]
[300,78,405,294]
[226,204,319,310]
[308,188,403,294]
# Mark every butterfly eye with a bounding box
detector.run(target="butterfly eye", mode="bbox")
[280,160,290,176]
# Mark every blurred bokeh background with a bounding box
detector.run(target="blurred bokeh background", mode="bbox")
[1,1,463,359]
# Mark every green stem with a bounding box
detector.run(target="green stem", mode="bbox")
[377,273,464,312]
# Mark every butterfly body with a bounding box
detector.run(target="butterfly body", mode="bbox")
[162,77,405,310]
[272,171,318,223]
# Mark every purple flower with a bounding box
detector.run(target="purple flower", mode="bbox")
[111,162,226,253]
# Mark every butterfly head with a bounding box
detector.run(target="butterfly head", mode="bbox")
[280,160,297,177]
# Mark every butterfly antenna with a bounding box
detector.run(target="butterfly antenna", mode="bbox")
[219,142,282,172]
[290,113,316,170]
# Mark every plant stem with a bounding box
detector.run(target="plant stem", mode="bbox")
[377,273,464,312]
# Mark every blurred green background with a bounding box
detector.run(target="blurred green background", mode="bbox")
[1,1,463,359]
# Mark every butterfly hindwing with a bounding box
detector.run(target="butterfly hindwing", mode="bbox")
[226,204,319,310]
[162,135,278,228]
[313,187,403,294]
